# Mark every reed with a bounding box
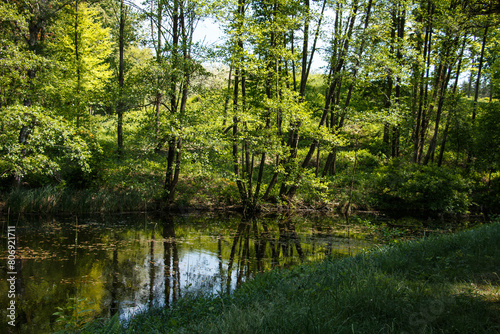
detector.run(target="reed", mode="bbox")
[5,186,153,214]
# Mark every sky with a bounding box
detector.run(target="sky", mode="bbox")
[131,0,328,74]
[191,18,328,73]
[193,18,225,47]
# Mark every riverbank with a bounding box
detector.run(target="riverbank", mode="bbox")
[0,185,344,217]
[0,183,496,218]
[2,136,499,217]
[78,218,500,333]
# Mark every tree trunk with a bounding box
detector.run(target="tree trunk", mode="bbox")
[468,23,489,167]
[300,0,359,181]
[117,0,125,156]
[438,36,467,167]
[75,0,81,128]
[423,63,452,165]
[472,24,489,122]
[416,1,434,163]
[230,0,248,206]
[153,2,163,151]
[163,0,194,203]
[298,0,310,99]
[164,0,179,199]
[223,66,232,127]
[392,5,405,158]
[231,77,245,203]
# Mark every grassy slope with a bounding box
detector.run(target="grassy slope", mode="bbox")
[84,220,500,334]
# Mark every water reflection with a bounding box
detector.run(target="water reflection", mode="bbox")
[0,213,372,333]
[163,216,180,308]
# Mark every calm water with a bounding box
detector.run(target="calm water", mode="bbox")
[0,212,461,333]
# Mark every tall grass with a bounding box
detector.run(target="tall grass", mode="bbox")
[5,186,153,214]
[80,219,500,333]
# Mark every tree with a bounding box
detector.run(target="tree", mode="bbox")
[116,0,126,155]
[218,0,326,210]
[0,1,39,109]
[101,0,143,155]
[142,0,206,203]
[43,3,112,127]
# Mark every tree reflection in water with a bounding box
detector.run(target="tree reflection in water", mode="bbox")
[163,216,180,307]
[109,236,119,317]
[225,215,307,292]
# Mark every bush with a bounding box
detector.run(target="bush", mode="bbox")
[338,149,381,173]
[60,128,104,189]
[0,105,93,187]
[471,172,500,214]
[373,160,471,215]
[474,102,500,171]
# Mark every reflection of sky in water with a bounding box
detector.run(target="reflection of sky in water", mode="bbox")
[117,235,371,322]
[179,251,228,293]
[119,247,240,322]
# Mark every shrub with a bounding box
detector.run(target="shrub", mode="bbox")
[60,128,104,189]
[471,172,500,214]
[0,105,93,187]
[337,149,381,173]
[373,160,471,215]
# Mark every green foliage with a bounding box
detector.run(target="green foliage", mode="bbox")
[470,171,500,214]
[1,0,498,216]
[79,314,123,334]
[374,160,471,214]
[0,105,93,183]
[474,102,500,170]
[61,127,104,188]
[0,2,46,107]
[42,3,112,123]
[104,45,152,113]
[338,149,381,173]
[53,297,98,333]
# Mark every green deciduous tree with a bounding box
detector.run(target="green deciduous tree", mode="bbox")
[100,0,145,155]
[43,3,112,127]
[141,0,207,203]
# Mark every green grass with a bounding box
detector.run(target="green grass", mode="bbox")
[79,219,500,334]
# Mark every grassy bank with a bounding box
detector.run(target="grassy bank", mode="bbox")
[1,186,154,214]
[2,164,498,216]
[78,219,500,333]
